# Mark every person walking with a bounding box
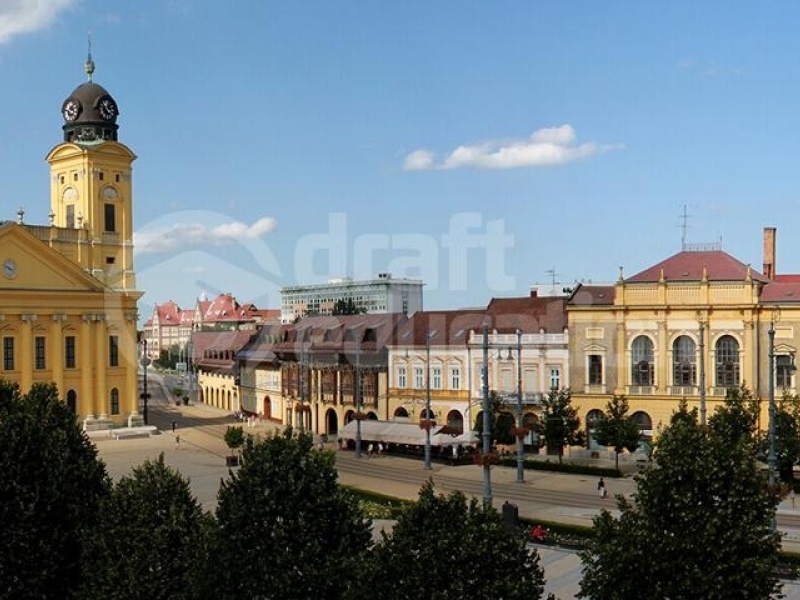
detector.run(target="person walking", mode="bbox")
[171,419,176,433]
[598,477,606,498]
[175,434,180,450]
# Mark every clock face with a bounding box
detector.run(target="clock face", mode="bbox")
[98,97,118,120]
[102,186,118,201]
[62,99,81,122]
[3,259,17,280]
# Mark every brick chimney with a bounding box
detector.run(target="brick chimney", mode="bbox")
[763,227,776,280]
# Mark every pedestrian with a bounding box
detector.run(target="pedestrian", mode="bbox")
[377,442,383,456]
[367,443,374,458]
[175,434,180,449]
[598,477,606,498]
[171,419,176,433]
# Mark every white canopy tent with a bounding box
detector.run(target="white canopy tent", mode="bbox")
[338,419,478,447]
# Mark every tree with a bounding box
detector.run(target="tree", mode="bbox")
[224,425,245,465]
[332,298,366,315]
[578,403,783,600]
[349,481,545,600]
[472,391,515,445]
[201,429,372,598]
[536,388,583,463]
[0,381,111,599]
[774,391,800,484]
[79,454,210,600]
[708,385,759,447]
[592,395,641,469]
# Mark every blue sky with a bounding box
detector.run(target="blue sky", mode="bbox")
[2,1,800,317]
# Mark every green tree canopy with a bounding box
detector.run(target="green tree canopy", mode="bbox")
[80,454,210,600]
[579,403,782,600]
[472,391,515,445]
[0,381,110,599]
[332,298,366,315]
[536,388,583,463]
[202,429,372,599]
[350,481,545,600]
[593,395,641,469]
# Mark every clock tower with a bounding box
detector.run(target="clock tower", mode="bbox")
[46,51,136,291]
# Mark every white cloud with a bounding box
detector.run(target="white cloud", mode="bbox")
[134,215,277,256]
[403,125,622,171]
[0,0,78,44]
[403,149,435,171]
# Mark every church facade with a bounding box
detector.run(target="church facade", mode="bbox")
[1,54,142,427]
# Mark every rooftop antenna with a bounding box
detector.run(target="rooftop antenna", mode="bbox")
[680,204,690,250]
[545,268,559,293]
[85,32,95,82]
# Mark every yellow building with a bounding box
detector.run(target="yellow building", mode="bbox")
[568,229,799,443]
[0,55,141,427]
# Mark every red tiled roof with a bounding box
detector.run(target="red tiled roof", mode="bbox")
[626,250,768,283]
[192,330,255,364]
[485,295,567,334]
[179,309,194,326]
[155,301,181,326]
[760,281,800,303]
[204,293,242,322]
[568,285,615,306]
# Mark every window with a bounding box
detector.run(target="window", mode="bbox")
[104,203,116,232]
[501,369,512,391]
[432,366,442,390]
[110,388,119,415]
[451,366,460,390]
[105,256,115,265]
[3,337,13,371]
[672,335,696,386]
[66,205,75,229]
[414,366,424,389]
[109,335,119,367]
[631,335,654,385]
[715,335,739,388]
[588,355,603,385]
[777,355,795,389]
[35,336,46,370]
[398,365,407,388]
[65,336,76,369]
[548,367,560,390]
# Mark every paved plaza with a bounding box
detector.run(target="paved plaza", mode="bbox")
[92,402,800,600]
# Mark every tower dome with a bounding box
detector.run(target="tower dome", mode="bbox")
[61,49,120,143]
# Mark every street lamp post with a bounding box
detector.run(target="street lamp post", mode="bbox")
[424,330,435,470]
[140,340,151,425]
[298,345,306,433]
[698,319,707,429]
[514,329,524,483]
[481,322,492,508]
[355,341,363,458]
[768,321,776,489]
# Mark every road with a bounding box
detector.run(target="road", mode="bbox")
[95,386,800,600]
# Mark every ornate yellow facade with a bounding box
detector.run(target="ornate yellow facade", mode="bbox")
[0,58,142,427]
[569,240,798,442]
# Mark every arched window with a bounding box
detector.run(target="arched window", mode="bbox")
[715,335,740,388]
[673,335,696,386]
[446,409,464,433]
[631,336,654,385]
[110,388,119,415]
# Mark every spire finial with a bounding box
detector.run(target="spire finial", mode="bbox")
[85,32,95,82]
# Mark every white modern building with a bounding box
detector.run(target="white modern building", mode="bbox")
[280,273,423,323]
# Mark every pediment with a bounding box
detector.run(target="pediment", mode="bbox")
[0,224,107,293]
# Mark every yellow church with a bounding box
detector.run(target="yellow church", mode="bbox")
[0,54,141,428]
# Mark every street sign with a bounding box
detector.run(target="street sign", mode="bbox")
[176,362,187,372]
